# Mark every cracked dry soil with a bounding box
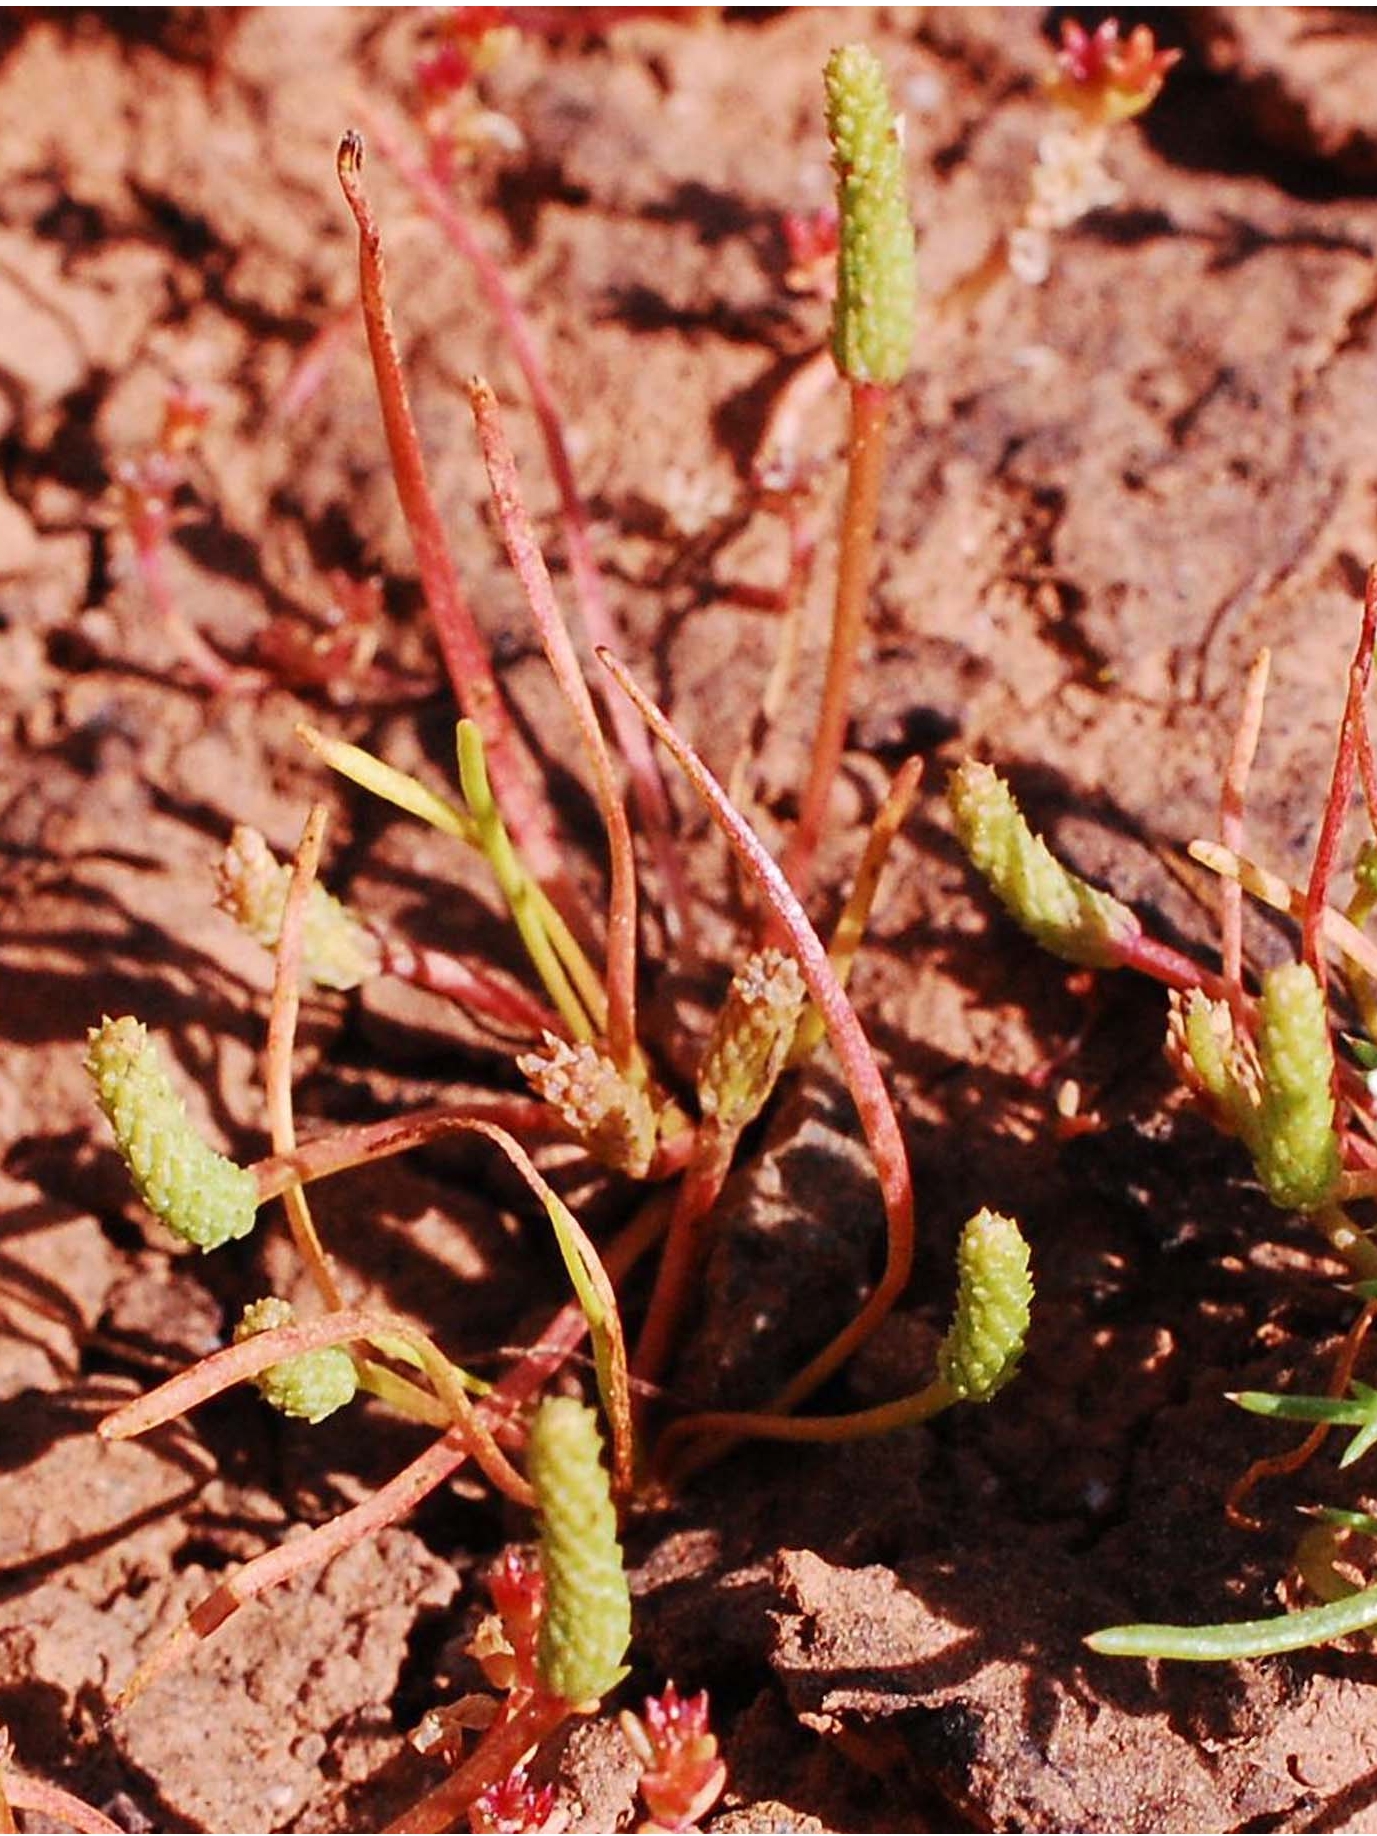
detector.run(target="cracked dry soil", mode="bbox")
[8,7,1377,1831]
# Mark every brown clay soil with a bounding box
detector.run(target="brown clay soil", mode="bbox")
[9,7,1377,1832]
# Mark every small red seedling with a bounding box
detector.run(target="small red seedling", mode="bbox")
[107,385,263,694]
[622,1683,727,1833]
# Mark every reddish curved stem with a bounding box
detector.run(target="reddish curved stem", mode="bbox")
[781,381,890,902]
[467,376,639,1072]
[335,132,566,899]
[1304,568,1377,992]
[360,101,696,955]
[2,1771,122,1836]
[601,652,915,1421]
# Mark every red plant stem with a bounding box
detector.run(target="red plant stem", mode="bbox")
[387,1692,573,1835]
[781,380,890,903]
[251,1098,570,1203]
[467,376,639,1071]
[601,652,915,1415]
[1304,568,1377,992]
[1226,1302,1376,1532]
[133,522,251,694]
[631,1122,736,1392]
[2,1771,122,1836]
[273,303,356,422]
[108,1203,665,1712]
[334,132,566,899]
[1219,647,1271,1011]
[1112,928,1233,1001]
[266,802,345,1310]
[726,494,821,840]
[375,931,563,1035]
[99,1306,532,1504]
[360,101,696,955]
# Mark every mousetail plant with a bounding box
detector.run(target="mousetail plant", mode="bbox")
[89,793,642,1709]
[953,565,1377,1659]
[388,1397,631,1836]
[215,820,560,1036]
[657,1207,1032,1472]
[621,1681,728,1833]
[603,651,919,1462]
[781,43,917,904]
[107,386,266,696]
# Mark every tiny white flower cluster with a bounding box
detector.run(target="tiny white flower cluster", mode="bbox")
[1009,124,1122,287]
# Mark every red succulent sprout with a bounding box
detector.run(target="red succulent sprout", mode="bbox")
[469,1763,560,1835]
[253,569,385,700]
[781,203,840,296]
[621,1683,727,1833]
[106,383,263,693]
[1048,18,1181,126]
[473,1547,546,1696]
[414,8,521,178]
[110,383,210,539]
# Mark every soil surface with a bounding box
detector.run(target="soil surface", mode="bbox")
[7,7,1377,1832]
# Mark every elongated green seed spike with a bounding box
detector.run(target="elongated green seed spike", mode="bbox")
[948,761,1140,968]
[825,45,918,387]
[234,1297,359,1424]
[216,825,382,991]
[937,1209,1034,1402]
[1253,961,1340,1212]
[697,949,807,1131]
[86,1016,257,1252]
[528,1397,630,1706]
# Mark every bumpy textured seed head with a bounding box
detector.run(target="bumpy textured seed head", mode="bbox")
[517,1035,659,1178]
[1180,990,1234,1107]
[234,1297,359,1424]
[948,761,1140,968]
[1253,961,1340,1212]
[528,1397,630,1706]
[825,44,917,387]
[215,825,381,991]
[1173,989,1259,1136]
[697,949,807,1130]
[86,1015,258,1252]
[937,1209,1034,1402]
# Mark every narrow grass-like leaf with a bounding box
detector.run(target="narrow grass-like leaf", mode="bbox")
[1087,1581,1377,1660]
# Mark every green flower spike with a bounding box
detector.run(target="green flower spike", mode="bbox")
[697,948,807,1132]
[528,1396,631,1706]
[948,761,1140,968]
[1253,961,1341,1212]
[215,824,381,991]
[234,1297,359,1424]
[825,44,918,387]
[1174,967,1339,1213]
[937,1209,1034,1402]
[86,1015,258,1252]
[1177,990,1240,1118]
